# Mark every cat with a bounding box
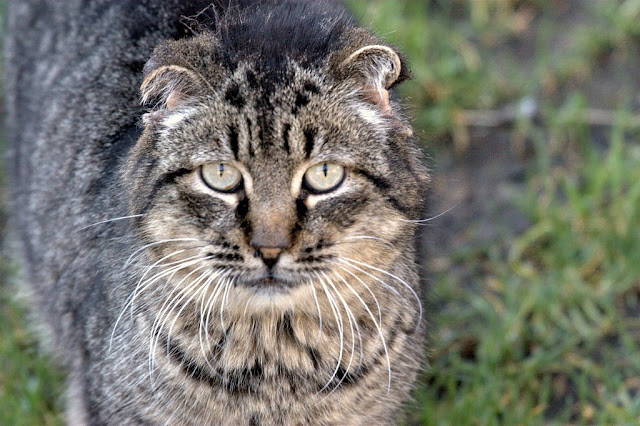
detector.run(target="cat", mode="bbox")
[4,0,430,424]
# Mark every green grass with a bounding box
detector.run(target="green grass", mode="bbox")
[2,0,640,423]
[0,285,65,426]
[414,122,640,424]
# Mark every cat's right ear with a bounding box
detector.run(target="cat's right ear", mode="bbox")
[140,65,205,123]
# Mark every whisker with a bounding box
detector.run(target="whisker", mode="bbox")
[127,251,208,307]
[305,272,323,340]
[197,270,219,371]
[321,271,360,396]
[399,203,459,224]
[334,268,391,393]
[339,257,423,329]
[149,263,216,379]
[163,269,212,359]
[78,214,145,231]
[219,274,235,335]
[126,252,204,276]
[203,270,233,340]
[123,238,200,269]
[203,270,234,369]
[335,259,400,297]
[338,266,383,327]
[314,271,345,395]
[109,252,204,302]
[110,249,189,350]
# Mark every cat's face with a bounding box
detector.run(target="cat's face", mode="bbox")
[126,34,428,318]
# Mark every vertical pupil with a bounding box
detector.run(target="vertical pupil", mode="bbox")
[218,163,225,178]
[322,163,328,177]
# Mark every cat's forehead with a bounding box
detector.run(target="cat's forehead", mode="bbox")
[221,62,328,111]
[201,61,363,164]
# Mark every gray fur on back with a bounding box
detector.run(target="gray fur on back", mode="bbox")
[5,1,430,424]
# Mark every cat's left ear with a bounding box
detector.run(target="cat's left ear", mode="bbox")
[333,35,410,115]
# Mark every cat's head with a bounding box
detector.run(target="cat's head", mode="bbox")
[125,22,429,318]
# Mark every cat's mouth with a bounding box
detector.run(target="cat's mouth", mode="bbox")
[236,269,303,293]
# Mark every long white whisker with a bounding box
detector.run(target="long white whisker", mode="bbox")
[219,275,235,334]
[336,260,400,296]
[338,266,383,326]
[110,249,189,350]
[203,269,233,369]
[204,270,233,341]
[197,270,218,370]
[333,235,395,250]
[335,268,391,393]
[129,252,205,275]
[399,203,459,224]
[306,273,323,340]
[321,271,360,396]
[125,255,204,320]
[164,270,212,355]
[314,271,345,395]
[149,263,215,378]
[152,269,213,387]
[339,257,422,328]
[339,235,385,242]
[123,238,199,269]
[78,214,145,231]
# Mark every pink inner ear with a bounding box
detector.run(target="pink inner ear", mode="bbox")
[166,91,182,109]
[362,84,392,115]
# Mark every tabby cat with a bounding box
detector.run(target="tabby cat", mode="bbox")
[4,0,430,424]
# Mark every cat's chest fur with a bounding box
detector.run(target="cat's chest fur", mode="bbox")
[5,0,430,424]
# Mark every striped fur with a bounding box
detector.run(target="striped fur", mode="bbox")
[5,0,429,424]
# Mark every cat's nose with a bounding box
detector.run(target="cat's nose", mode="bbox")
[249,224,291,262]
[253,246,283,269]
[247,201,294,269]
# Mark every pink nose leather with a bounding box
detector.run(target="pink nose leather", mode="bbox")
[259,247,283,259]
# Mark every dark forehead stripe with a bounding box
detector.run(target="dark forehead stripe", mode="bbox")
[303,127,317,158]
[224,83,245,109]
[245,69,259,89]
[303,81,320,94]
[229,125,239,159]
[282,123,291,155]
[257,119,267,150]
[245,117,255,157]
[292,92,310,115]
[292,82,320,115]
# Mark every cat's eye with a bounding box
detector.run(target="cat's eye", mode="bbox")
[303,162,345,193]
[200,163,242,192]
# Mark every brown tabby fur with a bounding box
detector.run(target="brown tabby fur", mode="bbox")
[5,1,430,424]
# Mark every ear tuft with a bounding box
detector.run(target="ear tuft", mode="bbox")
[140,65,204,111]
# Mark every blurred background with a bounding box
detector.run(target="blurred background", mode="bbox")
[2,0,640,424]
